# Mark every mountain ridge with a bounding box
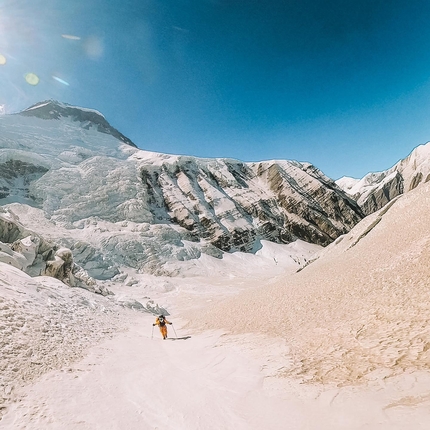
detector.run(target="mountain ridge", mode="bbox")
[336,142,430,214]
[2,100,430,277]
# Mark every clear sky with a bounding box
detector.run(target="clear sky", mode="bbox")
[1,0,430,179]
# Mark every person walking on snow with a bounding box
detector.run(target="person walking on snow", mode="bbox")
[153,315,172,339]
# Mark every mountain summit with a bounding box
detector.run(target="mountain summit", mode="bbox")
[18,100,137,148]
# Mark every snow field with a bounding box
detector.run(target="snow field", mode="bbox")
[2,105,430,428]
[0,263,127,420]
[1,315,296,430]
[190,181,430,388]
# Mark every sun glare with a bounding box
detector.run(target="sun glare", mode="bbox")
[0,54,6,65]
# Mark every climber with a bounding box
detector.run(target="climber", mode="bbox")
[153,314,172,339]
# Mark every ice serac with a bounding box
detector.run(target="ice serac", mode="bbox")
[0,159,48,203]
[336,142,430,215]
[0,100,364,275]
[0,207,110,294]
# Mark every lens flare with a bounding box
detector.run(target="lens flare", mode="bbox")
[84,36,104,59]
[25,73,40,85]
[0,54,6,65]
[52,75,69,86]
[61,34,81,40]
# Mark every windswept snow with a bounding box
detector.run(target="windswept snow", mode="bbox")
[193,181,430,390]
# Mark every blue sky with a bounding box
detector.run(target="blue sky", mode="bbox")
[1,0,430,179]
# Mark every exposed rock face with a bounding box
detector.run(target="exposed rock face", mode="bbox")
[134,154,364,251]
[357,172,403,215]
[44,247,74,282]
[337,143,430,215]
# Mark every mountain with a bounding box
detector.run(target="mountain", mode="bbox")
[0,101,364,277]
[18,100,137,147]
[336,143,430,214]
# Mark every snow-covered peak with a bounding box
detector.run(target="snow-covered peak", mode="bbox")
[0,100,365,276]
[22,100,106,119]
[336,141,430,215]
[335,176,360,193]
[18,100,137,148]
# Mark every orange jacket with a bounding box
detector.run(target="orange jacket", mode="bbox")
[154,317,171,327]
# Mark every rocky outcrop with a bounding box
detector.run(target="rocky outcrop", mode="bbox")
[357,172,403,215]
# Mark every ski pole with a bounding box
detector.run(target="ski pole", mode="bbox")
[151,324,154,339]
[171,324,178,339]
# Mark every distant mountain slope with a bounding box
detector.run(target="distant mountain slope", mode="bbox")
[336,143,430,214]
[129,151,363,251]
[0,101,363,275]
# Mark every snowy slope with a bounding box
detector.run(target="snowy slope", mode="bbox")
[19,100,136,147]
[0,261,129,419]
[1,102,430,429]
[194,180,430,387]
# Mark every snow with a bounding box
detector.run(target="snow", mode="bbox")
[335,175,360,192]
[1,182,430,428]
[0,113,134,163]
[22,101,52,111]
[0,263,126,418]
